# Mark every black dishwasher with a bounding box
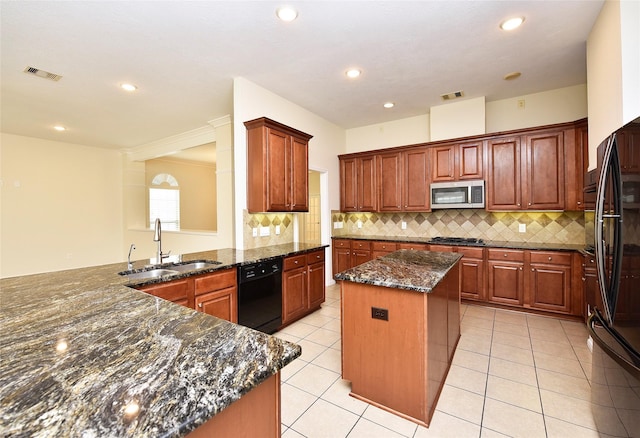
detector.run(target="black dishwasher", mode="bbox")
[237,258,283,334]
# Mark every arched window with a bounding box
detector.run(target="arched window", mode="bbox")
[149,173,180,230]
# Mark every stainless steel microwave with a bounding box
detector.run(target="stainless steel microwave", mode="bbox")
[430,180,485,209]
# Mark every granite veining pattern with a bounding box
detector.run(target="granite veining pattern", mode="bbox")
[0,243,326,437]
[334,249,462,293]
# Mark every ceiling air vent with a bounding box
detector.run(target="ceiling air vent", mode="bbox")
[440,90,464,101]
[23,66,63,81]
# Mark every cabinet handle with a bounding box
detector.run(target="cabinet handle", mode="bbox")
[517,203,521,207]
[548,256,552,261]
[531,268,535,272]
[504,254,508,257]
[316,255,321,259]
[578,201,582,205]
[528,202,531,206]
[519,267,523,271]
[582,277,586,281]
[198,303,203,308]
[294,260,299,264]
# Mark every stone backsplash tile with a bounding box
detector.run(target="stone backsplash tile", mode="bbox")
[243,210,294,249]
[331,209,586,245]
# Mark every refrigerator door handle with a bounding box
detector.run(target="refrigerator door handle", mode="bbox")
[588,310,640,380]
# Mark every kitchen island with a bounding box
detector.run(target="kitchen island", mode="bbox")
[335,249,462,427]
[0,243,325,437]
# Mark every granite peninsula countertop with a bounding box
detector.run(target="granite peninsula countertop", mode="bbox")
[335,249,462,293]
[0,243,327,437]
[332,234,587,253]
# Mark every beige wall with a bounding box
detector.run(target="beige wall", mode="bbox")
[345,84,588,153]
[145,157,217,231]
[1,133,123,277]
[587,0,640,169]
[431,96,486,141]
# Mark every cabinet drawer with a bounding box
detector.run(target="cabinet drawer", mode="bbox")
[284,254,307,271]
[350,240,371,250]
[487,248,524,262]
[139,279,190,302]
[457,247,484,259]
[397,242,429,251]
[372,241,398,251]
[333,239,350,249]
[306,250,325,265]
[194,268,236,294]
[530,251,571,266]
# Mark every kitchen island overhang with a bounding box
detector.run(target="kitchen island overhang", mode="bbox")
[335,249,462,427]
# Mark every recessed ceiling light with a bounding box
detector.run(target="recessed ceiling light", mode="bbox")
[345,68,361,79]
[500,17,524,31]
[120,83,138,92]
[504,71,522,80]
[383,102,395,109]
[276,6,298,22]
[53,125,66,131]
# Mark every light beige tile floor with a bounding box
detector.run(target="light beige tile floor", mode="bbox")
[274,283,596,437]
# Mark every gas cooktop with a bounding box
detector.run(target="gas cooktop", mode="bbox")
[430,237,485,245]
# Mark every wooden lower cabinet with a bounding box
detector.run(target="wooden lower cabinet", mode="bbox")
[457,247,485,302]
[487,249,526,307]
[371,241,398,259]
[282,250,326,326]
[194,268,238,323]
[136,268,238,323]
[528,251,571,314]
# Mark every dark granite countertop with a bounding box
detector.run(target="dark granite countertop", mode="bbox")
[0,243,327,437]
[332,234,586,253]
[334,249,462,293]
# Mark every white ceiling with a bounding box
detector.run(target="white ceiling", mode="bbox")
[0,1,604,151]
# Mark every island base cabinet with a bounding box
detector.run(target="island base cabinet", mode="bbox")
[340,264,460,427]
[186,373,281,438]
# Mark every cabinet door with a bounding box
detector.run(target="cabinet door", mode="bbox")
[340,158,358,211]
[333,247,351,275]
[266,128,290,211]
[308,261,325,310]
[487,260,524,306]
[523,131,564,210]
[138,278,193,308]
[459,141,483,180]
[403,147,430,211]
[359,156,377,211]
[431,145,456,182]
[460,257,485,301]
[283,266,308,324]
[378,152,403,211]
[486,137,522,210]
[529,263,571,314]
[351,250,372,267]
[618,128,640,174]
[290,135,309,211]
[195,286,237,323]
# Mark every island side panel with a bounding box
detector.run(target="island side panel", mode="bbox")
[186,373,281,438]
[426,263,460,423]
[340,281,429,424]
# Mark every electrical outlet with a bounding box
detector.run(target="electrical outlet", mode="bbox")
[519,223,526,233]
[518,99,525,109]
[252,228,258,237]
[275,225,281,235]
[259,226,270,237]
[401,221,407,230]
[333,221,343,229]
[357,220,362,229]
[371,307,389,321]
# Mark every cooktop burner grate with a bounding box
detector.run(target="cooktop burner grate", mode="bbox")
[431,237,485,245]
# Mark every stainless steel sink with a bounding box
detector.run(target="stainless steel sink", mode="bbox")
[121,268,180,280]
[170,261,220,272]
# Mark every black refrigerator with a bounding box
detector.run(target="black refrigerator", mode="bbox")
[588,116,640,436]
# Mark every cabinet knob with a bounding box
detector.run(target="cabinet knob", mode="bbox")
[198,303,203,308]
[532,268,535,272]
[504,253,508,257]
[517,203,521,207]
[528,202,531,206]
[294,260,299,264]
[316,255,321,259]
[578,201,582,205]
[519,267,523,271]
[582,277,586,281]
[548,256,552,261]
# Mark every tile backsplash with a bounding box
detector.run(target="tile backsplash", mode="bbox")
[331,209,586,245]
[243,210,294,249]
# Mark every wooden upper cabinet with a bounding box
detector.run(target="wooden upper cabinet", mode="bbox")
[378,152,403,211]
[618,125,640,174]
[403,147,430,211]
[340,155,377,212]
[487,129,565,211]
[245,117,312,213]
[523,131,564,210]
[486,136,522,210]
[432,142,483,183]
[431,145,456,182]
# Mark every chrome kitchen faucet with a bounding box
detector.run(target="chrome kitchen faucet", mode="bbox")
[153,218,171,263]
[127,243,136,270]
